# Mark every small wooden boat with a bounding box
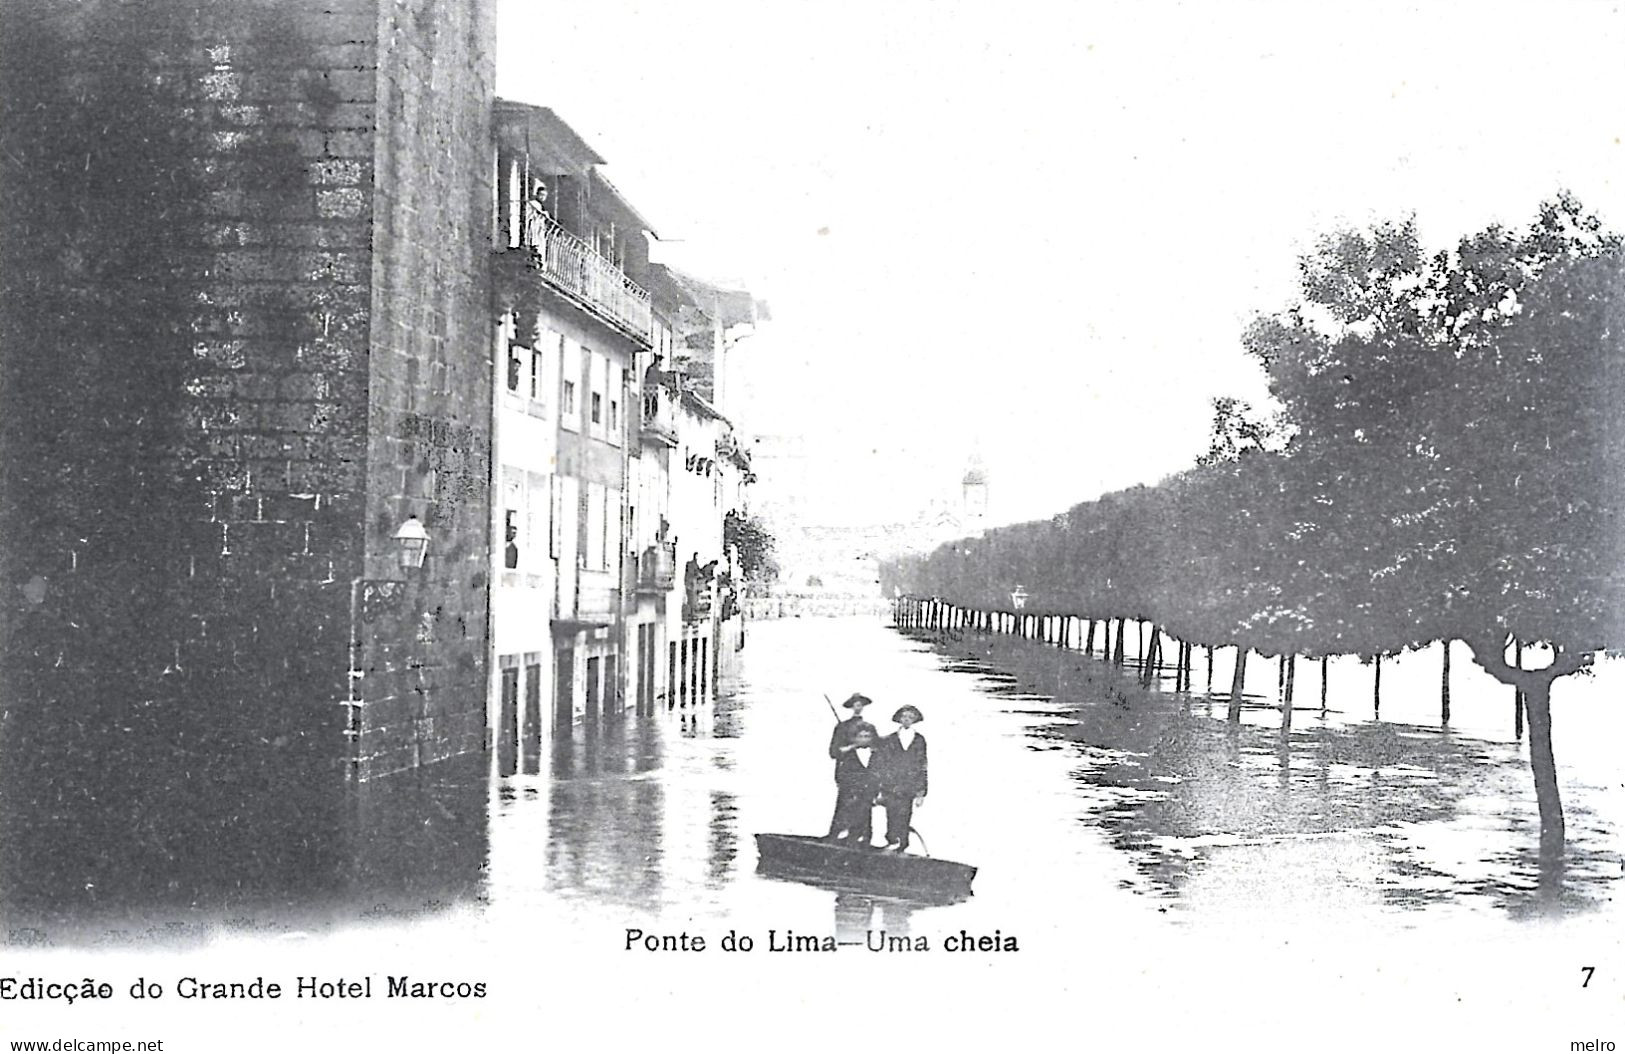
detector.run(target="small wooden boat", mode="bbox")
[754,833,977,899]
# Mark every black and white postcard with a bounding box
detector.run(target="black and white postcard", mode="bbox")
[0,1,1620,1050]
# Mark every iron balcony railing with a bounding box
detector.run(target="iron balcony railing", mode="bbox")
[523,208,653,342]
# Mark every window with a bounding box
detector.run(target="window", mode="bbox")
[506,342,524,392]
[527,473,549,578]
[587,350,608,439]
[561,339,583,432]
[586,482,605,570]
[530,349,542,400]
[609,398,619,432]
[549,475,563,559]
[502,476,524,571]
[506,158,522,249]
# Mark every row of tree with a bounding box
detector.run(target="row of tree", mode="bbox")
[881,195,1625,859]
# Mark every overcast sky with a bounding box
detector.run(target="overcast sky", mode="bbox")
[497,1,1625,528]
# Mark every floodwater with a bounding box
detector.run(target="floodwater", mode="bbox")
[499,617,1624,938]
[2,616,1621,945]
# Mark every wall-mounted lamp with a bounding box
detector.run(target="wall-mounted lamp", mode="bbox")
[1011,585,1028,611]
[394,514,430,571]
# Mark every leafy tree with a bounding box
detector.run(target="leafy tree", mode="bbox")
[885,195,1625,870]
[1196,396,1288,466]
[723,510,778,585]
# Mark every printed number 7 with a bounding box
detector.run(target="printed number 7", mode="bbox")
[1581,967,1595,988]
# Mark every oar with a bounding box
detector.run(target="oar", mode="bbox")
[908,826,930,857]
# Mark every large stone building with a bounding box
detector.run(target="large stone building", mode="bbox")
[0,0,499,910]
[1,0,495,771]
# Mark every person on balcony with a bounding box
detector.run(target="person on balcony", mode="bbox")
[826,693,878,841]
[873,706,928,852]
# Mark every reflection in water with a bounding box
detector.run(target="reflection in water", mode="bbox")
[3,619,1617,945]
[956,632,1620,919]
[0,742,490,944]
[708,791,738,888]
[831,892,921,942]
[545,718,666,910]
[753,865,932,941]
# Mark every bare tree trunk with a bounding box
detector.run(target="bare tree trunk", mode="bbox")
[1373,654,1382,719]
[1085,619,1097,656]
[1524,679,1565,864]
[1205,645,1214,693]
[1462,634,1595,882]
[1113,619,1126,668]
[1228,647,1247,723]
[1514,640,1525,739]
[1142,625,1162,687]
[1441,640,1451,725]
[1320,655,1329,713]
[1284,654,1296,707]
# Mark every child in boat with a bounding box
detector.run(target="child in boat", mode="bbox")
[829,726,881,845]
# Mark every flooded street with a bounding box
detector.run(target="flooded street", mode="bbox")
[3,615,1620,947]
[486,616,1624,938]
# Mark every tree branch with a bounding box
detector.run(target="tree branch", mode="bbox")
[1464,633,1595,691]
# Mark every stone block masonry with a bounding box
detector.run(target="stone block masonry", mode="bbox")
[0,0,497,897]
[355,0,495,779]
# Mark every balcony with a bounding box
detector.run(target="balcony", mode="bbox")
[682,586,714,624]
[523,208,653,344]
[641,392,678,447]
[635,541,677,595]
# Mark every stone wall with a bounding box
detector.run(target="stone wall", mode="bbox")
[354,0,495,780]
[0,0,497,870]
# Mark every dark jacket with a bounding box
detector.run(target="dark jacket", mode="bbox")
[874,731,928,798]
[833,744,880,792]
[828,716,877,781]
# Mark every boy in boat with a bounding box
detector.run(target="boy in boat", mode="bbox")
[828,726,881,845]
[827,693,878,841]
[873,705,928,852]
